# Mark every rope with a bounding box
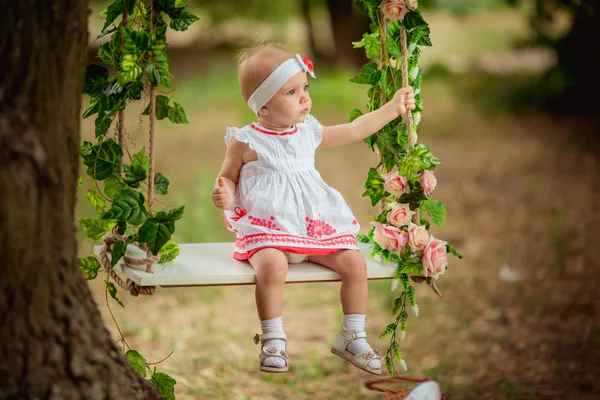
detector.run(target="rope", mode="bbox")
[376,13,388,214]
[400,28,416,154]
[99,228,158,296]
[147,4,158,210]
[364,376,450,400]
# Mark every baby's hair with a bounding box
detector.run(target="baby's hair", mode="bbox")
[236,42,292,102]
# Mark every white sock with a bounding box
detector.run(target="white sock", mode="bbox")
[261,316,286,369]
[344,314,381,370]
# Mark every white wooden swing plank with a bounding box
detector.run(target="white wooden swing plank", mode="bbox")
[93,242,396,287]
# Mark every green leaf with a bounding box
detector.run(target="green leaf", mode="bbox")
[101,0,123,34]
[138,206,184,255]
[126,350,147,378]
[159,242,180,263]
[80,141,94,157]
[104,174,127,200]
[392,297,403,315]
[379,323,396,339]
[349,108,363,123]
[77,177,85,188]
[154,173,170,195]
[124,164,147,188]
[110,241,127,268]
[123,27,150,53]
[384,356,394,376]
[146,63,171,88]
[350,62,381,85]
[141,95,170,120]
[362,32,381,59]
[95,114,113,139]
[385,38,401,58]
[133,146,149,173]
[79,217,117,241]
[362,167,386,207]
[98,42,115,66]
[79,256,102,280]
[118,64,143,85]
[408,24,432,47]
[447,244,463,259]
[169,8,199,31]
[103,189,148,226]
[87,189,107,214]
[421,199,446,226]
[84,65,109,96]
[107,281,124,307]
[392,340,402,361]
[168,102,189,124]
[403,9,428,30]
[413,144,440,169]
[151,372,176,400]
[82,140,123,181]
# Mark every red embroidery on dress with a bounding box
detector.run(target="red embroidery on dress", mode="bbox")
[305,217,336,238]
[231,207,247,222]
[235,233,356,250]
[250,123,298,136]
[248,215,281,231]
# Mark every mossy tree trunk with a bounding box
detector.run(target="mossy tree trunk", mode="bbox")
[0,1,162,398]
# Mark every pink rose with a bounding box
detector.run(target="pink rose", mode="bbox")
[420,170,437,197]
[371,222,408,253]
[386,202,415,227]
[422,235,448,279]
[382,171,410,197]
[407,222,428,252]
[405,0,418,11]
[379,0,407,21]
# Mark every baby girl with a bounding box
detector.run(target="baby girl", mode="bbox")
[212,43,415,374]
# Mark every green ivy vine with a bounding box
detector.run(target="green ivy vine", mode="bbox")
[77,0,199,398]
[352,0,463,376]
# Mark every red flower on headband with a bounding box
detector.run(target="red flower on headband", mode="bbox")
[302,54,315,74]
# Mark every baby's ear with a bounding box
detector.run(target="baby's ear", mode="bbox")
[258,107,269,116]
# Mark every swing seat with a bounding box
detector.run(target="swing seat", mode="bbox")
[92,242,396,287]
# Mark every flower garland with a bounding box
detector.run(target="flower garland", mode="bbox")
[352,0,463,375]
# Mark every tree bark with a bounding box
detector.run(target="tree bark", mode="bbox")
[0,1,162,399]
[325,0,370,67]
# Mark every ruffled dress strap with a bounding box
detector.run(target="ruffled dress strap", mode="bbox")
[225,126,255,150]
[303,114,323,149]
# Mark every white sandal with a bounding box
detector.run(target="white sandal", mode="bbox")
[253,332,289,373]
[330,325,382,375]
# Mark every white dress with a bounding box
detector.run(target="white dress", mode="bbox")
[224,114,360,260]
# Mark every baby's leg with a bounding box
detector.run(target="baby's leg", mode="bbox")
[308,250,381,372]
[249,248,289,370]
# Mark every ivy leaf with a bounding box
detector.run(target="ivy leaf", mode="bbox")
[168,102,188,124]
[82,139,123,181]
[146,64,171,88]
[107,281,124,307]
[138,206,184,254]
[87,189,107,214]
[403,9,428,30]
[103,189,148,226]
[98,42,115,66]
[80,141,94,157]
[392,340,402,361]
[421,199,446,226]
[385,38,401,58]
[123,27,150,53]
[154,173,170,195]
[77,177,85,188]
[95,114,113,139]
[168,8,199,31]
[365,32,382,59]
[408,25,432,47]
[126,350,147,378]
[350,62,381,85]
[104,173,127,200]
[79,217,117,241]
[362,167,386,207]
[84,65,109,97]
[101,0,123,34]
[349,108,363,123]
[141,95,170,120]
[385,356,394,376]
[110,241,127,268]
[79,256,102,280]
[124,164,147,188]
[447,244,463,259]
[118,64,143,85]
[132,147,149,172]
[151,372,176,400]
[399,154,422,182]
[159,242,180,263]
[412,144,440,170]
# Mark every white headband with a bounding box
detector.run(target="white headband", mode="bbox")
[247,54,316,114]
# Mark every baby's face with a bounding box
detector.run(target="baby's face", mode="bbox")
[262,71,311,127]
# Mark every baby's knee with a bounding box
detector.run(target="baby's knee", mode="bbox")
[339,251,368,280]
[257,259,289,284]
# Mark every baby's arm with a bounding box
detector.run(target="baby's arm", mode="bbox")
[212,139,246,210]
[320,87,416,148]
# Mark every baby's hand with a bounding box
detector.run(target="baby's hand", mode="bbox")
[212,177,234,210]
[391,87,416,117]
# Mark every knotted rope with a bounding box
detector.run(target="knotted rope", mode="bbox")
[365,376,450,400]
[99,228,159,296]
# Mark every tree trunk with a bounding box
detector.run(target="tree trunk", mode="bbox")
[325,0,370,67]
[0,1,162,399]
